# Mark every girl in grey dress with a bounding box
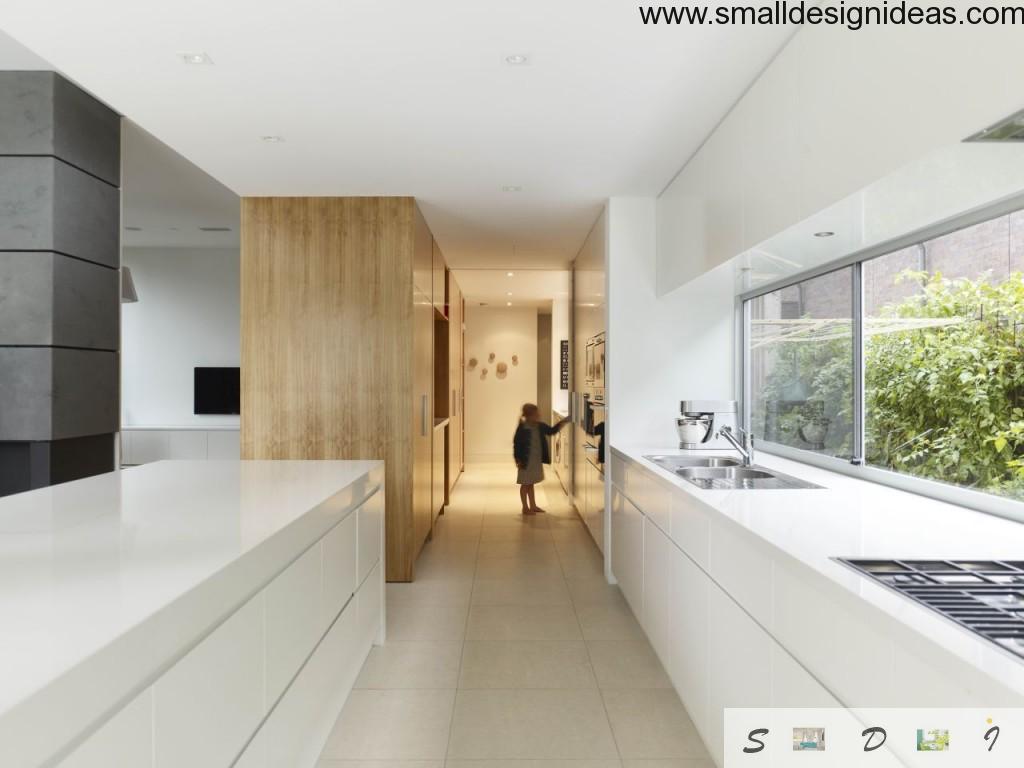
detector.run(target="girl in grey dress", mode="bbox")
[513,403,570,515]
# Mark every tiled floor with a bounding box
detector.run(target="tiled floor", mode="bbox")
[318,463,713,768]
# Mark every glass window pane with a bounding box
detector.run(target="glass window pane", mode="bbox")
[864,211,1024,499]
[748,267,854,458]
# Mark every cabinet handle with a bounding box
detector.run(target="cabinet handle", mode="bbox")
[421,394,428,436]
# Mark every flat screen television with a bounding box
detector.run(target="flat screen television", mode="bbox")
[194,367,240,415]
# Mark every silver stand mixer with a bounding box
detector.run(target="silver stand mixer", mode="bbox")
[676,400,739,450]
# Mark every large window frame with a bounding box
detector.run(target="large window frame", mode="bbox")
[739,193,1024,525]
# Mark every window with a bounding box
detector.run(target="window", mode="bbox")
[745,206,1024,511]
[748,268,854,459]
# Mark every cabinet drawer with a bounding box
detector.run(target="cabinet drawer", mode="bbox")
[610,488,643,619]
[324,512,358,629]
[265,606,360,768]
[153,596,264,768]
[207,430,241,459]
[357,489,383,586]
[642,517,673,667]
[357,560,383,649]
[265,544,324,705]
[59,690,152,768]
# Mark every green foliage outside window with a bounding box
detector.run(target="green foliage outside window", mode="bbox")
[760,270,1024,499]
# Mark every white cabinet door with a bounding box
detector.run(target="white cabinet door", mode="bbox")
[265,544,324,705]
[668,544,710,740]
[128,431,168,465]
[207,430,241,459]
[706,586,772,768]
[610,488,643,619]
[357,489,383,586]
[642,517,672,667]
[167,430,207,459]
[153,596,265,768]
[771,642,840,708]
[58,690,153,768]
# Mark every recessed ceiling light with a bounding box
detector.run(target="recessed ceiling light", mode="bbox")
[504,54,529,66]
[507,292,513,297]
[507,302,513,307]
[502,185,523,193]
[180,52,213,65]
[814,231,835,238]
[506,272,515,277]
[261,135,285,143]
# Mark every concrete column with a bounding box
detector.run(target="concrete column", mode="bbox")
[0,71,120,495]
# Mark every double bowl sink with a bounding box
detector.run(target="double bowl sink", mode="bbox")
[643,455,822,490]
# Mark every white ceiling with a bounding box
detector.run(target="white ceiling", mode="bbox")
[0,5,792,268]
[123,121,240,249]
[455,269,570,309]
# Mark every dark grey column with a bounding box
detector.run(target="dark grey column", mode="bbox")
[0,71,120,496]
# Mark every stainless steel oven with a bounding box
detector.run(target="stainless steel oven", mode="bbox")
[583,393,605,438]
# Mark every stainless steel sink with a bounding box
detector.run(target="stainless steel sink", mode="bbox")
[676,464,823,490]
[644,455,741,470]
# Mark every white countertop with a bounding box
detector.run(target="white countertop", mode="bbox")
[0,460,382,746]
[613,443,1024,699]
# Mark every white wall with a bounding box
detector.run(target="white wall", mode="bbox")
[607,198,736,448]
[121,247,240,427]
[464,306,538,461]
[550,295,570,415]
[658,18,1024,293]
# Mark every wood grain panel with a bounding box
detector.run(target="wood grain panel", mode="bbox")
[241,197,418,580]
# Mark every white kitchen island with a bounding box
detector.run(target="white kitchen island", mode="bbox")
[0,459,385,768]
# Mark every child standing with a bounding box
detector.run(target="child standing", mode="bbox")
[513,403,569,515]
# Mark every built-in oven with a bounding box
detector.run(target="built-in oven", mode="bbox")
[583,393,605,438]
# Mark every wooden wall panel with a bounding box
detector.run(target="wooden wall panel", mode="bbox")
[241,196,417,580]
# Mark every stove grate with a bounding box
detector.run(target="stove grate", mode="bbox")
[837,558,1024,662]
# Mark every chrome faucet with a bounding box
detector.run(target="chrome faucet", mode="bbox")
[718,425,754,467]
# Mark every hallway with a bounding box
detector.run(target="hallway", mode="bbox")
[317,463,713,768]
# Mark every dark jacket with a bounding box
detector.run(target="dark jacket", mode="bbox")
[513,420,566,466]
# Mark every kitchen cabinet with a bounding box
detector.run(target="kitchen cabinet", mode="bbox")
[642,517,672,665]
[611,455,841,768]
[448,274,463,494]
[241,197,446,583]
[582,456,605,553]
[412,207,434,558]
[610,488,643,619]
[432,238,447,314]
[432,422,446,522]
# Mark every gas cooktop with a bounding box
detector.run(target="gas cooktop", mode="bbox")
[838,558,1024,661]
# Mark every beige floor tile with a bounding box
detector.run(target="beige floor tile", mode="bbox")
[475,555,564,581]
[575,602,647,644]
[602,690,709,760]
[566,578,628,607]
[557,551,606,580]
[416,553,479,582]
[621,761,715,768]
[388,580,475,605]
[466,604,583,643]
[355,641,463,689]
[476,539,560,561]
[320,761,444,768]
[459,641,596,689]
[586,640,673,689]
[387,599,469,642]
[448,689,619,759]
[321,689,457,759]
[471,577,572,606]
[478,526,553,543]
